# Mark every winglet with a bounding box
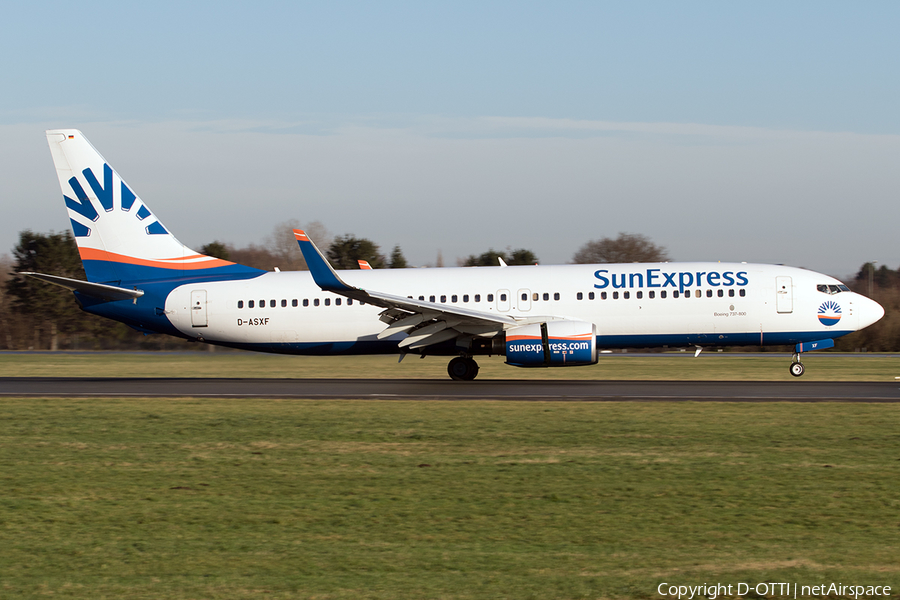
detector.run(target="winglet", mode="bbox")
[293,229,353,292]
[358,260,372,270]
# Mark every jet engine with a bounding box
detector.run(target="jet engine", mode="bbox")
[504,320,598,367]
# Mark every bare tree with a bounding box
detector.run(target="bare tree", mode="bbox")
[572,233,669,264]
[266,220,331,271]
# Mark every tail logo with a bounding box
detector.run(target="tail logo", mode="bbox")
[817,300,842,326]
[65,164,167,237]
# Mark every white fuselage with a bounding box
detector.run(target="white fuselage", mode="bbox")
[163,262,879,353]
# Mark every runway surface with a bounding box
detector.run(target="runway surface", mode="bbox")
[1,378,899,401]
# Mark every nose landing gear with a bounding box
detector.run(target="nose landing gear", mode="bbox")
[448,356,479,381]
[789,353,805,377]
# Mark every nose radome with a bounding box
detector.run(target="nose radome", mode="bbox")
[857,295,885,330]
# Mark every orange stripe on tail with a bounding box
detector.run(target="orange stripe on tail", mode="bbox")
[77,247,236,270]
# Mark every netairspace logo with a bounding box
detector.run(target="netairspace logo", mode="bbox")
[657,581,892,599]
[818,300,842,326]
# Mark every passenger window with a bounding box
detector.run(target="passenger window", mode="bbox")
[259,299,265,307]
[649,291,655,299]
[613,291,619,299]
[238,300,244,308]
[430,295,436,302]
[706,290,712,298]
[463,294,469,303]
[717,289,724,297]
[248,300,255,308]
[588,292,595,300]
[336,298,342,306]
[577,292,583,300]
[623,291,630,299]
[452,295,458,303]
[268,299,274,308]
[543,293,549,301]
[292,299,298,307]
[303,299,309,307]
[533,293,539,301]
[522,293,528,301]
[554,292,560,301]
[661,291,667,299]
[636,291,643,299]
[475,294,481,302]
[499,293,506,301]
[674,290,680,298]
[314,299,320,306]
[281,299,287,307]
[739,289,746,297]
[728,289,735,297]
[601,291,607,300]
[325,298,331,306]
[441,295,447,303]
[348,299,353,305]
[487,294,494,302]
[419,296,424,301]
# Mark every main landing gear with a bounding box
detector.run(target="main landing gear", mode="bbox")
[448,356,479,381]
[790,353,805,377]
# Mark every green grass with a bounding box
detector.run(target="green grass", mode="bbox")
[1,399,899,599]
[0,351,898,380]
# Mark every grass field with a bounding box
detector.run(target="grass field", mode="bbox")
[1,398,899,599]
[0,351,898,381]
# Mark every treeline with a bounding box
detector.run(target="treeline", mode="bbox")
[832,263,900,352]
[1,228,896,352]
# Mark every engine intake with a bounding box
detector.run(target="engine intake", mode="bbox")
[505,320,598,367]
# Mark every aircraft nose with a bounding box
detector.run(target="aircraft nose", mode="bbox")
[857,295,885,330]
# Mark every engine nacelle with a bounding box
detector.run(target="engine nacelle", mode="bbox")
[505,320,598,367]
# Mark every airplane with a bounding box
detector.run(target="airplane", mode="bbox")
[25,129,884,380]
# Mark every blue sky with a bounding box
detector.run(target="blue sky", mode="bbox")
[2,2,899,276]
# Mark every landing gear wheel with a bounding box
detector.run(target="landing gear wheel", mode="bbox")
[790,361,805,377]
[448,357,479,381]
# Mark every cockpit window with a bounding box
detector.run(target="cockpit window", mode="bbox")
[818,283,848,295]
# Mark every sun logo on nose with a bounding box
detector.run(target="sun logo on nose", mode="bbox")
[818,300,842,326]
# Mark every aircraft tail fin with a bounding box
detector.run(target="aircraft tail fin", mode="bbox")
[45,129,262,285]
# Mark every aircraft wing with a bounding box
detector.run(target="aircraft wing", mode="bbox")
[21,272,144,302]
[293,230,518,350]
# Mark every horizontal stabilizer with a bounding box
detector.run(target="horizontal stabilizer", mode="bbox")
[21,272,144,301]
